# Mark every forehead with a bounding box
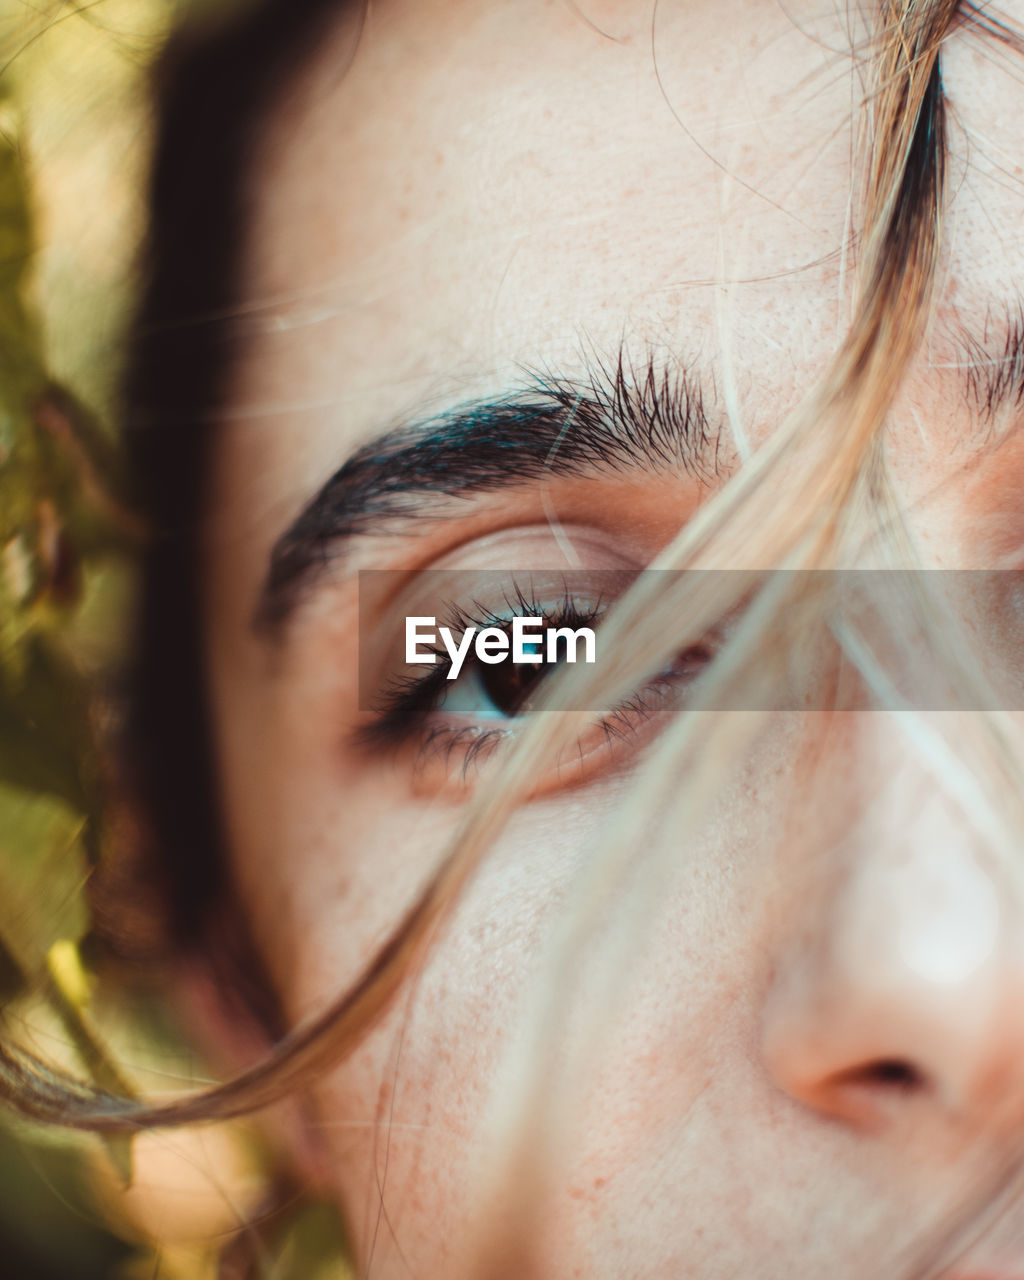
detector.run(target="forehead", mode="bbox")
[238,0,851,407]
[216,0,1024,544]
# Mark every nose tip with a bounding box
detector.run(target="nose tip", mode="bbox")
[762,805,1024,1134]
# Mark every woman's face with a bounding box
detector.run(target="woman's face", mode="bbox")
[201,1,1024,1275]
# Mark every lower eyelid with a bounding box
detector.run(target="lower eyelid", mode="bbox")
[409,724,510,792]
[403,681,684,800]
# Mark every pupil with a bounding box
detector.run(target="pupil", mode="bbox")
[479,654,550,717]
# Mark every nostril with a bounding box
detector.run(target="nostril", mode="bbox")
[802,1058,934,1128]
[833,1058,929,1093]
[863,1059,926,1089]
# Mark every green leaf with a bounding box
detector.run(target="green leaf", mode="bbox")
[0,784,89,965]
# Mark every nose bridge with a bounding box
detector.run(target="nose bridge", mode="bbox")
[763,709,1024,1129]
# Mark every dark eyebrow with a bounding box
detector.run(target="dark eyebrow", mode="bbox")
[254,307,1024,636]
[255,351,719,633]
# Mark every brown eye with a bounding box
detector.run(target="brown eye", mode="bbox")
[477,652,551,716]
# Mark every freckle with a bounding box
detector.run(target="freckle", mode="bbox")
[593,1176,607,1190]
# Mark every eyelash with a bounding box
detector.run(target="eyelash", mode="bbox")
[357,585,712,783]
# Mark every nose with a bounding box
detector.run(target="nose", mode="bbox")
[762,714,1024,1134]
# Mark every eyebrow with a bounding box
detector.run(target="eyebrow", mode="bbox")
[254,350,719,633]
[254,311,1024,636]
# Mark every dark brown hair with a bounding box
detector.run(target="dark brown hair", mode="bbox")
[123,0,352,946]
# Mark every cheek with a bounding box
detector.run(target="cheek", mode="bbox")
[242,753,781,1268]
[265,808,593,1257]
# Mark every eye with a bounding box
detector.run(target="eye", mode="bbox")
[366,590,606,736]
[354,563,733,797]
[361,629,718,800]
[439,637,558,720]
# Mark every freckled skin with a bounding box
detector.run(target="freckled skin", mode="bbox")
[201,2,1024,1276]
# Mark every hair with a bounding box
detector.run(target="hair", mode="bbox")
[3,0,1024,1273]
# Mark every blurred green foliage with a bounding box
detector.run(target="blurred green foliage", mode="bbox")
[0,1120,135,1278]
[0,0,138,1134]
[0,4,169,1271]
[0,0,145,1166]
